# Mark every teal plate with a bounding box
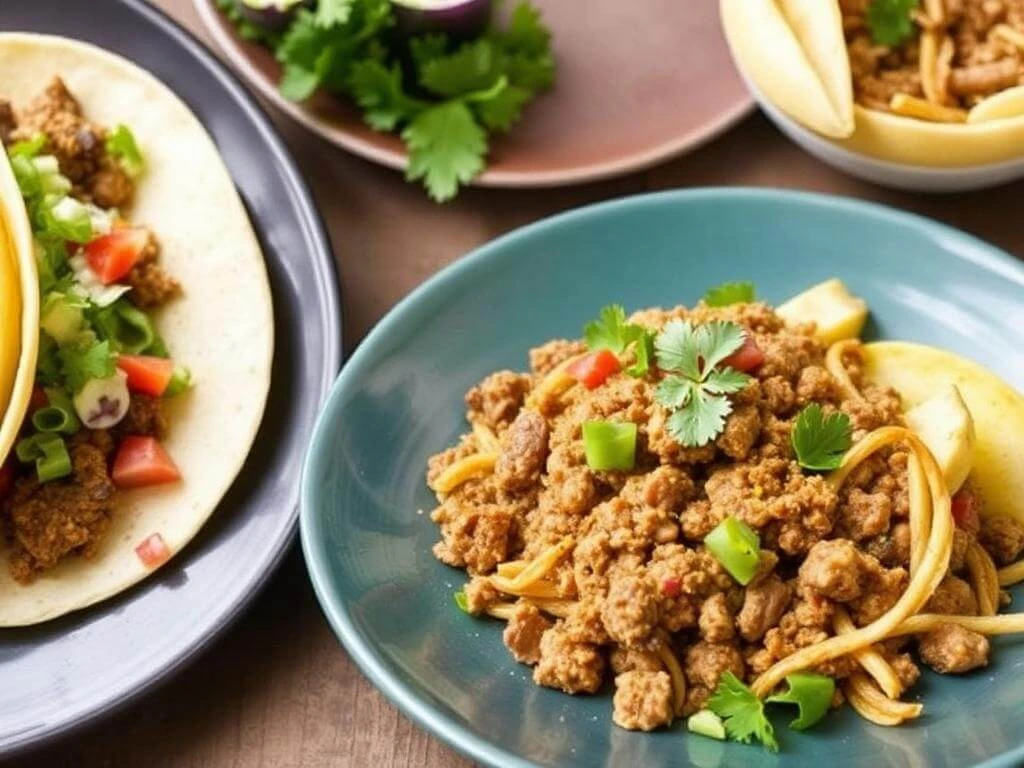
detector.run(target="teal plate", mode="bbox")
[301,189,1024,768]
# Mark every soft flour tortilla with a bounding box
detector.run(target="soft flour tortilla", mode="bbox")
[0,33,274,625]
[0,140,36,471]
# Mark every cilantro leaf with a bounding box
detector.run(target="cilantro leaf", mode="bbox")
[409,34,449,69]
[655,320,702,380]
[476,83,531,132]
[349,60,422,130]
[791,403,852,471]
[707,671,779,752]
[402,101,487,202]
[419,39,504,98]
[583,305,656,377]
[315,0,355,27]
[105,125,144,178]
[866,0,918,46]
[655,376,694,410]
[666,387,734,448]
[704,281,756,307]
[704,367,751,395]
[501,2,552,57]
[699,321,748,372]
[58,339,117,394]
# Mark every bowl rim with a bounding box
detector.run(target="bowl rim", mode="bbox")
[299,187,1024,768]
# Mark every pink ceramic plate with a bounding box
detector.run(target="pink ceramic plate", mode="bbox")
[195,0,752,187]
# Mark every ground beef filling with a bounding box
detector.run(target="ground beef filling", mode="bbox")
[428,301,1024,730]
[0,79,181,583]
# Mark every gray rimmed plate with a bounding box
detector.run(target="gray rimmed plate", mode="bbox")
[0,0,341,756]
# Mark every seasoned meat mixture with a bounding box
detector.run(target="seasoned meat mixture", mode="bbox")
[427,299,1024,730]
[842,0,1024,115]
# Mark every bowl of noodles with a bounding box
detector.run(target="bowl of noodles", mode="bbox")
[721,0,1024,191]
[301,188,1024,767]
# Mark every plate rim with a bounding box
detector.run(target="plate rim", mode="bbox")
[192,0,755,188]
[1,0,343,755]
[300,187,1024,768]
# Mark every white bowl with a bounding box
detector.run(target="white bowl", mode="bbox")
[745,74,1024,192]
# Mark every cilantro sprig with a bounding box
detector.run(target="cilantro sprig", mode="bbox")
[866,0,918,47]
[584,305,655,377]
[707,671,779,752]
[227,0,555,201]
[703,281,756,308]
[791,404,852,471]
[653,320,751,447]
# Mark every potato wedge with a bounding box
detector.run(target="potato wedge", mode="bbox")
[721,0,854,138]
[904,385,976,494]
[777,278,868,345]
[863,342,1024,522]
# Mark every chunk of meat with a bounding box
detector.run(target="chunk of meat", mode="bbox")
[495,410,549,492]
[684,641,745,692]
[431,503,513,574]
[114,394,168,440]
[463,575,500,614]
[612,671,674,731]
[698,592,736,643]
[503,601,553,664]
[465,371,532,431]
[88,157,134,209]
[918,623,989,674]
[926,575,978,616]
[5,444,115,583]
[124,233,181,309]
[799,539,878,601]
[839,489,892,541]
[609,645,663,675]
[864,522,911,567]
[979,514,1024,566]
[529,339,586,375]
[737,575,792,642]
[950,58,1019,96]
[14,78,105,184]
[601,573,660,645]
[533,624,605,694]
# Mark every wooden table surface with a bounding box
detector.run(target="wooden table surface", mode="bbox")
[12,1,1024,766]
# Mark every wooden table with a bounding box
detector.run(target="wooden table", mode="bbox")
[16,2,1024,766]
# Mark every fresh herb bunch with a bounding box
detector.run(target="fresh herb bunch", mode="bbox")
[218,0,555,202]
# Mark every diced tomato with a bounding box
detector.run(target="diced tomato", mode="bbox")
[112,437,182,489]
[28,387,49,414]
[117,355,175,397]
[0,461,15,501]
[84,226,149,284]
[567,350,621,389]
[951,490,980,536]
[135,533,170,569]
[722,335,765,373]
[661,577,681,598]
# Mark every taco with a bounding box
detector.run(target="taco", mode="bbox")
[0,33,274,625]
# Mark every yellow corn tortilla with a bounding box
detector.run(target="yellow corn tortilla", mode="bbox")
[0,33,274,625]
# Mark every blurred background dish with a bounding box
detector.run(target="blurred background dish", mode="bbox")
[194,0,753,188]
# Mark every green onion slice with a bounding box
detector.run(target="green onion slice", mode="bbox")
[703,516,760,585]
[15,433,73,482]
[31,388,81,435]
[453,589,469,613]
[164,366,193,398]
[766,672,835,730]
[582,421,637,471]
[687,709,726,740]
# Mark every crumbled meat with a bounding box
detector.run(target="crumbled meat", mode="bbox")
[684,641,745,713]
[609,645,664,675]
[124,233,181,309]
[737,575,791,642]
[926,575,978,616]
[529,339,586,375]
[465,371,532,432]
[13,78,105,183]
[533,624,605,694]
[601,573,660,645]
[698,592,736,643]
[503,601,552,664]
[864,522,911,567]
[463,575,500,614]
[799,539,879,601]
[5,444,115,583]
[838,488,892,541]
[918,623,989,674]
[979,514,1024,566]
[114,394,168,440]
[495,410,549,492]
[432,503,514,574]
[612,671,674,731]
[0,100,16,144]
[88,156,134,209]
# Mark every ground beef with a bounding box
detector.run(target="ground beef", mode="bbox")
[609,645,663,675]
[432,502,513,574]
[529,339,586,375]
[533,624,605,694]
[918,624,989,673]
[495,410,549,492]
[799,539,880,602]
[503,601,552,664]
[601,572,660,645]
[465,371,532,432]
[0,100,16,144]
[114,394,168,440]
[463,575,500,614]
[684,641,744,714]
[124,233,181,309]
[979,514,1024,566]
[737,575,791,642]
[88,156,134,209]
[698,592,736,643]
[4,444,115,583]
[927,575,978,616]
[612,671,673,731]
[838,488,892,541]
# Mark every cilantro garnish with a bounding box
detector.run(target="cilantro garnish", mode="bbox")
[57,339,117,394]
[105,125,145,178]
[654,320,751,447]
[221,0,554,201]
[707,671,779,752]
[791,403,852,471]
[704,281,756,308]
[583,305,655,377]
[866,0,918,47]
